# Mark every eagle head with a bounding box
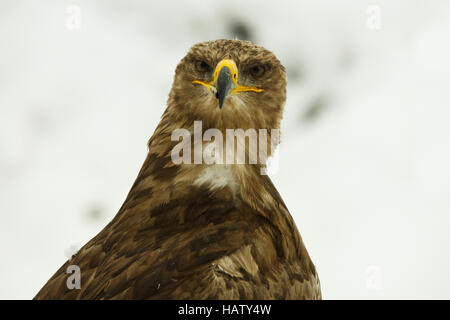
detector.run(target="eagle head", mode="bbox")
[166,39,287,133]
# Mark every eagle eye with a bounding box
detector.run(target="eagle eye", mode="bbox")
[250,65,265,77]
[195,60,211,73]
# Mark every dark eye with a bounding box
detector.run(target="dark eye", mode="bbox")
[195,60,211,73]
[250,65,265,77]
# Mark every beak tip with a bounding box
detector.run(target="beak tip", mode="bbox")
[218,98,224,109]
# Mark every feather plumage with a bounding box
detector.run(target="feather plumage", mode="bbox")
[34,39,321,300]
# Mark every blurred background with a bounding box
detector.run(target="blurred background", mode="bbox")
[1,0,450,299]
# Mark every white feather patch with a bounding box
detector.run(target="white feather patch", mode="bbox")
[194,165,239,194]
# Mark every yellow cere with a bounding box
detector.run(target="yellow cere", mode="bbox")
[192,59,264,94]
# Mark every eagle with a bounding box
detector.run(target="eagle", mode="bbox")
[34,39,321,300]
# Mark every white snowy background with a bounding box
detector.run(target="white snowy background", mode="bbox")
[1,0,449,299]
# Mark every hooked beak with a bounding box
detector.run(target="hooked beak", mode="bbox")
[192,59,264,109]
[216,65,233,109]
